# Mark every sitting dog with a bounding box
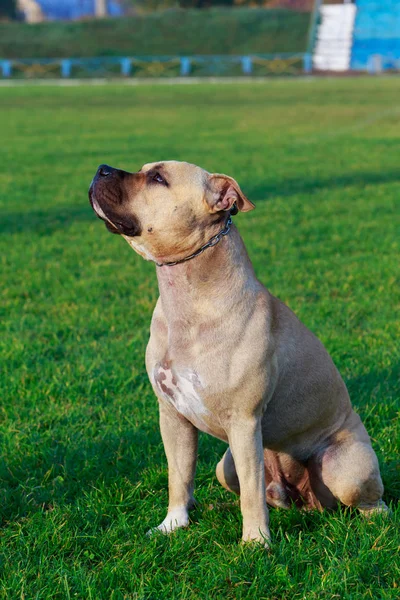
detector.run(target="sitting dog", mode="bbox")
[89,160,387,545]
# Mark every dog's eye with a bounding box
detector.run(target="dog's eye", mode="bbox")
[153,173,165,184]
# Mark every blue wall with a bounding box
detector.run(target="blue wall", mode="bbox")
[351,1,400,69]
[36,1,124,20]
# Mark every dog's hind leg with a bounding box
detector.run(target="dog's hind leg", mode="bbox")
[217,447,324,510]
[309,411,388,515]
[264,450,325,510]
[216,448,240,495]
[216,447,290,506]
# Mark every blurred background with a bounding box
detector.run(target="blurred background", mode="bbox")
[0,1,399,77]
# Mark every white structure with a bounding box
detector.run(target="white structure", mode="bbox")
[17,0,44,23]
[313,3,357,71]
[95,0,108,17]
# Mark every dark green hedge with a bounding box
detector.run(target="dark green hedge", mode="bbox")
[0,8,310,59]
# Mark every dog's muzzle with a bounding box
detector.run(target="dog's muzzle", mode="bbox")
[88,164,142,237]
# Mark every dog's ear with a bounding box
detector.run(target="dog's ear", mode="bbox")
[206,174,255,214]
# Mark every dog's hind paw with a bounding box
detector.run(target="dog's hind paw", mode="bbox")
[358,499,391,517]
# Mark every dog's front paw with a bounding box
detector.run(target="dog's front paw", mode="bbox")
[147,506,189,536]
[242,527,271,549]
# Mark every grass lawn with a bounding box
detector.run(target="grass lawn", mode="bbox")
[0,78,399,599]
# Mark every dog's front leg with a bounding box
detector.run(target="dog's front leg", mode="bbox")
[229,417,270,546]
[151,400,198,534]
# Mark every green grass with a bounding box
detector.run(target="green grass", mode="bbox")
[0,78,399,598]
[0,8,310,59]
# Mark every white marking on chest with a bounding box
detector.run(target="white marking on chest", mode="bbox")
[154,363,211,430]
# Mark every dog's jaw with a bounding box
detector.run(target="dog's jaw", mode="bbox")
[122,234,157,262]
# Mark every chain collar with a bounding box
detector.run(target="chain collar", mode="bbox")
[156,215,233,268]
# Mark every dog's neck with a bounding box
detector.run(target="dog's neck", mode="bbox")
[156,224,259,324]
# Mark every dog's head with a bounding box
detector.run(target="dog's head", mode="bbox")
[89,161,254,264]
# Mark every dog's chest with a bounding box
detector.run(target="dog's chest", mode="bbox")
[152,361,212,433]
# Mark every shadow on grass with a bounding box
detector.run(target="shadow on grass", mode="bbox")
[1,363,398,528]
[0,203,96,236]
[247,168,400,202]
[346,363,400,503]
[0,425,156,525]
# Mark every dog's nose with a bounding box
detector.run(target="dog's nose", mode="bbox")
[97,164,114,177]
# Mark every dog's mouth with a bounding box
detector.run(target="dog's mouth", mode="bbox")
[89,187,107,221]
[88,186,141,237]
[89,187,121,234]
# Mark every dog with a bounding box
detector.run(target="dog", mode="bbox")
[89,160,387,545]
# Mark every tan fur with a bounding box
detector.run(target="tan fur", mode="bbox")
[89,160,387,546]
